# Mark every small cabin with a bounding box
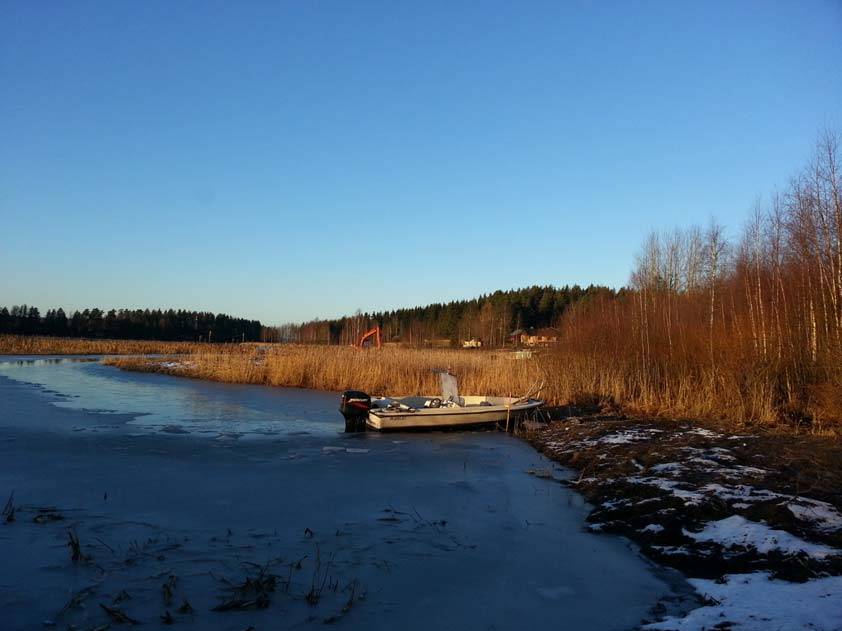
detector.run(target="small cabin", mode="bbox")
[509,327,559,347]
[508,329,528,345]
[525,327,559,346]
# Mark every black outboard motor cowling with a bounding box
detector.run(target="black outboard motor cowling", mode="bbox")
[340,390,371,432]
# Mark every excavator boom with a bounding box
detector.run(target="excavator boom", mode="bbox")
[356,326,381,349]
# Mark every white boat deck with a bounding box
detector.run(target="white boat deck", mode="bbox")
[367,395,544,431]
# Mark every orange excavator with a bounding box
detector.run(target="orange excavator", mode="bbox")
[354,326,381,349]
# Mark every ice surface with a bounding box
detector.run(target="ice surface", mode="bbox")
[0,358,681,631]
[0,356,337,438]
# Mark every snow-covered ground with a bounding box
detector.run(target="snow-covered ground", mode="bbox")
[683,515,838,558]
[644,572,842,631]
[534,420,842,630]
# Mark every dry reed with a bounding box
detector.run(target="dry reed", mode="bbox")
[0,334,205,356]
[533,134,842,432]
[106,345,545,400]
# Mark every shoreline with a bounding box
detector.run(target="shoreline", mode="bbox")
[528,416,842,629]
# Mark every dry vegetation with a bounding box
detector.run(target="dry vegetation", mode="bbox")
[543,133,842,432]
[106,345,544,399]
[0,335,204,356]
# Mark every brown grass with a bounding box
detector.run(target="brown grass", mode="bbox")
[539,287,842,434]
[519,134,842,434]
[0,334,205,356]
[105,345,546,399]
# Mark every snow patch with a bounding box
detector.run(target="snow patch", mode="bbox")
[644,572,842,631]
[787,499,842,532]
[684,428,721,438]
[698,483,781,502]
[158,360,195,369]
[597,429,664,445]
[627,476,705,505]
[650,545,695,557]
[650,462,683,474]
[683,515,839,559]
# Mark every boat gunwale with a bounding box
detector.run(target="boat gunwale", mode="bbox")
[369,397,544,418]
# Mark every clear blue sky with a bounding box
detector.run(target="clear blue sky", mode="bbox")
[2,1,840,324]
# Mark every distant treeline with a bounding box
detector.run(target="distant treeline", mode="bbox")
[264,285,615,346]
[0,306,262,342]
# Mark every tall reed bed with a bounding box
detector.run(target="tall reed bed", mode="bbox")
[106,345,544,399]
[532,133,842,432]
[0,334,205,356]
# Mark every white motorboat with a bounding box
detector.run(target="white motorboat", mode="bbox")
[339,371,544,432]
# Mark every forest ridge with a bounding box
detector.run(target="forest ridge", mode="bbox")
[0,306,262,343]
[0,285,603,346]
[266,285,612,346]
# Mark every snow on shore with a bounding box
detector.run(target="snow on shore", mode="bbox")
[683,515,839,558]
[787,499,842,532]
[532,420,842,630]
[644,572,842,631]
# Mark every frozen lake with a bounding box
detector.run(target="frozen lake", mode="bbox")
[0,357,685,630]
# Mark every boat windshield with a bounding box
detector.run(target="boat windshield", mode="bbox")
[438,371,461,406]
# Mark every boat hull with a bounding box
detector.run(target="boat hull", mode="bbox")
[366,398,544,432]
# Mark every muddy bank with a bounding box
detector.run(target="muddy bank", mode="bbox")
[529,416,842,630]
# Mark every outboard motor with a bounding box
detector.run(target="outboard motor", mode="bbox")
[340,390,371,433]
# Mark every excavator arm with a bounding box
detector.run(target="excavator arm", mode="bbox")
[356,326,381,349]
